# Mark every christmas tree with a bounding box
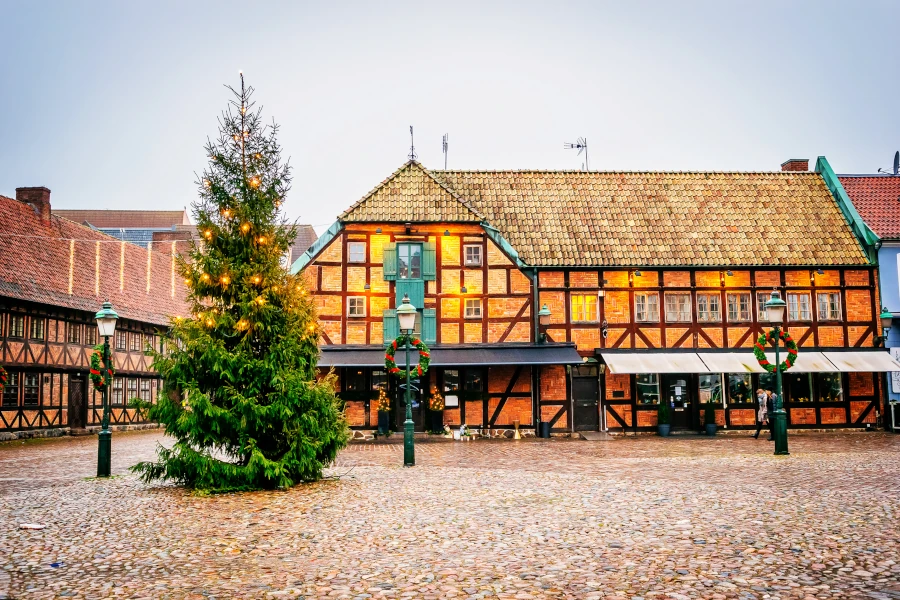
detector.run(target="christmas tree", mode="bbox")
[132,74,348,491]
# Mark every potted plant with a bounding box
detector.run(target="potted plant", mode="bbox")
[375,389,390,436]
[657,400,671,437]
[428,386,445,433]
[704,399,718,436]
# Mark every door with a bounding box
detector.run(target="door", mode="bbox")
[662,374,692,430]
[395,371,428,431]
[68,373,87,429]
[572,364,600,431]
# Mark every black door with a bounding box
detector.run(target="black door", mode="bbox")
[395,372,427,431]
[68,373,87,429]
[662,374,692,430]
[573,376,599,431]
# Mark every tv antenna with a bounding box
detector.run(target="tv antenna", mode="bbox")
[442,133,449,169]
[564,137,589,171]
[877,150,899,176]
[408,126,417,161]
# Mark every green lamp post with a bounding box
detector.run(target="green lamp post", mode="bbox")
[396,294,418,467]
[877,307,894,347]
[537,304,551,344]
[95,300,119,477]
[765,291,789,456]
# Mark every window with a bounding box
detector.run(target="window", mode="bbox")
[727,374,753,404]
[2,372,18,407]
[464,369,485,392]
[397,243,421,280]
[23,373,39,406]
[443,369,460,393]
[635,292,659,322]
[139,380,152,402]
[29,318,45,340]
[465,298,482,319]
[9,315,24,338]
[787,293,811,321]
[348,242,366,263]
[371,370,388,392]
[664,293,691,322]
[343,369,367,392]
[759,372,776,396]
[817,373,843,402]
[112,378,124,406]
[697,293,721,322]
[130,332,142,352]
[817,292,841,321]
[127,378,138,402]
[464,244,482,267]
[68,323,81,345]
[348,297,366,317]
[115,330,127,350]
[85,326,98,347]
[699,374,722,404]
[757,292,772,321]
[636,373,660,405]
[145,334,156,352]
[727,293,751,322]
[571,294,598,322]
[786,372,812,403]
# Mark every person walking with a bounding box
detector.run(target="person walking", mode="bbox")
[764,390,776,441]
[753,388,768,439]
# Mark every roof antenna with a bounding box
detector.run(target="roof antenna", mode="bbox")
[442,133,449,170]
[408,126,417,161]
[876,150,899,176]
[564,137,589,171]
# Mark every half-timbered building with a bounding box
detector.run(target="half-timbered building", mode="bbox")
[0,187,189,436]
[293,157,900,435]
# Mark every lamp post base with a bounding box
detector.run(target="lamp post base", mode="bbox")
[772,409,789,456]
[403,418,415,466]
[97,429,112,477]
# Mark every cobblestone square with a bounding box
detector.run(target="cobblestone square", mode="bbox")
[1,431,899,599]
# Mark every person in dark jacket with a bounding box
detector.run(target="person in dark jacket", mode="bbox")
[764,390,776,441]
[753,388,768,439]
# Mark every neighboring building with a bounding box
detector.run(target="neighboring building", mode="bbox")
[1,188,189,435]
[52,209,194,248]
[838,159,900,415]
[286,224,319,267]
[293,158,900,435]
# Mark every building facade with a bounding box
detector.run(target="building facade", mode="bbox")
[294,158,900,435]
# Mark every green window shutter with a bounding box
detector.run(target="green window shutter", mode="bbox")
[383,309,398,344]
[383,243,397,281]
[422,242,436,281]
[423,308,436,345]
[396,280,424,310]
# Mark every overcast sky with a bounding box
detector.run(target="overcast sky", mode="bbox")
[2,1,898,233]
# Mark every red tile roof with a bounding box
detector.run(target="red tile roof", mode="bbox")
[52,209,190,228]
[838,176,900,240]
[1,195,190,325]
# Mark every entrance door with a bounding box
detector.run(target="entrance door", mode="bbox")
[572,364,600,431]
[68,373,87,429]
[662,374,692,430]
[395,372,427,431]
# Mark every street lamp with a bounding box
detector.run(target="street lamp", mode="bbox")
[396,294,417,467]
[537,304,551,344]
[876,307,893,347]
[94,300,119,477]
[765,291,788,456]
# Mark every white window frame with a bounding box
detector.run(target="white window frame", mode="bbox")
[348,242,366,263]
[463,244,483,267]
[788,292,811,321]
[635,292,660,323]
[347,297,366,317]
[757,292,772,322]
[727,292,751,322]
[816,291,841,321]
[571,294,598,323]
[465,298,482,319]
[664,293,692,323]
[697,293,721,323]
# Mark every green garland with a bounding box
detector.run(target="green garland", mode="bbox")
[384,334,430,378]
[89,344,115,391]
[753,329,798,372]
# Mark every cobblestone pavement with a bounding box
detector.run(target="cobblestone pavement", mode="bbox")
[1,431,899,599]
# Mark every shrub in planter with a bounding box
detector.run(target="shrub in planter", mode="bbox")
[375,389,390,435]
[704,399,718,436]
[428,386,445,433]
[657,400,671,437]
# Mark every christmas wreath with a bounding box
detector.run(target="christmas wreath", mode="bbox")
[753,329,798,373]
[89,345,115,391]
[385,334,430,378]
[0,365,7,392]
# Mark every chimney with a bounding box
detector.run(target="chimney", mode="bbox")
[780,159,809,172]
[16,187,52,225]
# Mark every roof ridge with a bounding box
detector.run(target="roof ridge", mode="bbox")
[432,169,821,175]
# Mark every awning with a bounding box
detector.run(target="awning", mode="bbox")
[764,351,837,372]
[318,344,583,368]
[600,352,710,374]
[697,353,767,373]
[822,351,900,372]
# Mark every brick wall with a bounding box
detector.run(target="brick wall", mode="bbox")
[539,271,564,288]
[605,374,631,399]
[540,365,567,400]
[663,271,691,287]
[632,271,660,287]
[845,289,872,321]
[603,271,629,288]
[344,401,366,427]
[754,271,780,288]
[604,291,631,324]
[569,271,598,288]
[694,271,720,288]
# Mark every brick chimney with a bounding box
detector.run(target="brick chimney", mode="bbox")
[780,159,809,172]
[16,187,52,225]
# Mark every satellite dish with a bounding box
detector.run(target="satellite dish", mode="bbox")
[893,150,898,176]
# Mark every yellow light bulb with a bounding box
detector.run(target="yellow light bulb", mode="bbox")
[257,236,266,245]
[221,275,230,285]
[203,230,213,240]
[274,199,282,207]
[206,319,214,327]
[256,296,265,305]
[222,209,232,219]
[201,273,210,282]
[252,275,261,284]
[308,324,315,332]
[272,285,279,291]
[241,223,250,233]
[249,177,260,188]
[203,180,211,188]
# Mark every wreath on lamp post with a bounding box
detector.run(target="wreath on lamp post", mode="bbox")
[753,329,798,372]
[385,334,430,378]
[0,365,7,392]
[89,345,115,391]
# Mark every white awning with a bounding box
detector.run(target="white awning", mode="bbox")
[601,352,709,374]
[697,352,767,373]
[822,352,900,372]
[764,351,837,372]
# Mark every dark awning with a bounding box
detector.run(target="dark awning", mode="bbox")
[318,344,583,368]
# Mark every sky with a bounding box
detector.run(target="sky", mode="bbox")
[2,0,899,233]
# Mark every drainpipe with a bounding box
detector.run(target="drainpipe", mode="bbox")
[531,267,541,434]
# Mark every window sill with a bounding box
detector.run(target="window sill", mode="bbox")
[572,320,600,324]
[348,315,367,319]
[635,320,661,324]
[664,320,692,324]
[464,315,483,320]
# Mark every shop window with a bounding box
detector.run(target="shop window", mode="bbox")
[348,297,366,317]
[443,369,460,393]
[29,318,45,340]
[9,315,25,338]
[23,373,40,406]
[757,292,772,321]
[697,293,721,322]
[68,323,81,344]
[699,374,722,404]
[115,330,127,350]
[727,293,751,322]
[464,244,482,267]
[465,299,482,319]
[817,292,841,321]
[664,293,691,322]
[786,372,812,403]
[758,372,776,396]
[397,243,422,280]
[85,326,98,346]
[787,293,811,321]
[635,292,659,322]
[343,369,367,392]
[139,379,152,401]
[816,373,843,402]
[371,370,388,392]
[2,372,19,407]
[636,373,660,405]
[727,374,753,404]
[112,378,124,406]
[464,369,485,392]
[348,242,366,263]
[127,378,138,401]
[571,294,598,322]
